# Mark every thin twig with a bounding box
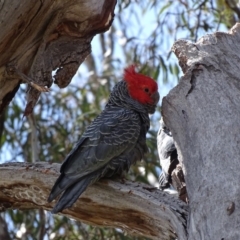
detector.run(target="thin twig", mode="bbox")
[27,114,39,163]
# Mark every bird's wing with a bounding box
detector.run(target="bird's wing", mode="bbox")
[60,107,141,179]
[48,107,141,203]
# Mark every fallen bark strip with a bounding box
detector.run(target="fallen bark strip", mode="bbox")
[0,162,188,240]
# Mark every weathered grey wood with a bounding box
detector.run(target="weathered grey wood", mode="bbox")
[0,0,116,115]
[0,162,188,240]
[163,23,240,239]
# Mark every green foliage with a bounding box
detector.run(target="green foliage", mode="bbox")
[1,0,239,239]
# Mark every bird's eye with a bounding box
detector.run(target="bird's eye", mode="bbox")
[144,88,149,93]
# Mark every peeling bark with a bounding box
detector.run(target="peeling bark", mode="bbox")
[163,23,240,239]
[0,162,188,240]
[0,0,116,115]
[171,165,188,203]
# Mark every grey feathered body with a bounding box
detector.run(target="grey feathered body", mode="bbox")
[48,81,151,213]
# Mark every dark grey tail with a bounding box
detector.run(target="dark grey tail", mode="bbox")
[48,174,75,203]
[51,175,93,214]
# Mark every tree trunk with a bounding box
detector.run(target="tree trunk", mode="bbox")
[0,162,188,240]
[0,0,116,115]
[163,23,240,239]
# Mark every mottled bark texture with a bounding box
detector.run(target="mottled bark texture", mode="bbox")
[0,162,188,240]
[0,0,116,115]
[162,23,240,239]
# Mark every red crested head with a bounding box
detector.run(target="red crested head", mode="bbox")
[124,65,159,108]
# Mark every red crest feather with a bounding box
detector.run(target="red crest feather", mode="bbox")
[123,65,158,105]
